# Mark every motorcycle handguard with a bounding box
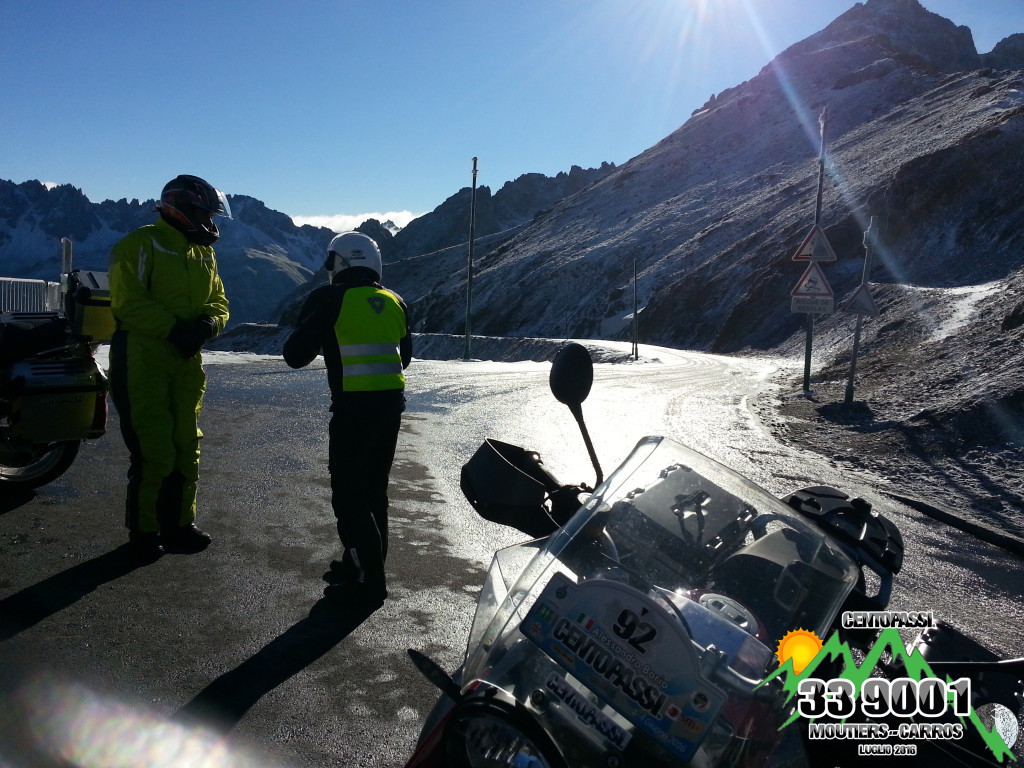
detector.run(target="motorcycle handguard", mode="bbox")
[461,438,578,538]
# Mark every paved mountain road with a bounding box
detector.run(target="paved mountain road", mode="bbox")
[0,347,1020,767]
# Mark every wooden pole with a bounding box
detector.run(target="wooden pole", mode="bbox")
[463,157,478,360]
[803,107,828,392]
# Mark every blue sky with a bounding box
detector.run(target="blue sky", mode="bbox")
[3,1,1023,231]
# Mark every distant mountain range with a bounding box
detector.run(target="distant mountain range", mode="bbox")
[0,163,614,326]
[0,183,331,325]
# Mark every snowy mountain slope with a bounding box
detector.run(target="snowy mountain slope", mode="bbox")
[393,0,1024,354]
[372,0,1024,523]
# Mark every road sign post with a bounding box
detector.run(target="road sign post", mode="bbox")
[632,259,639,361]
[791,261,835,314]
[792,224,838,263]
[791,256,834,393]
[843,217,879,403]
[794,108,830,392]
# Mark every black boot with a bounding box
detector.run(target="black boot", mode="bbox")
[323,582,387,610]
[322,548,386,608]
[128,531,164,563]
[324,550,359,585]
[162,524,212,553]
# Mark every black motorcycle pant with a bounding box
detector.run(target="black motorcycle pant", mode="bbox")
[328,393,404,595]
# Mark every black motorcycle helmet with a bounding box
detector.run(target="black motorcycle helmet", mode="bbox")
[158,174,232,246]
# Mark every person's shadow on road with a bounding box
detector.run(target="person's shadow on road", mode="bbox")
[174,599,370,732]
[0,546,146,641]
[0,487,35,516]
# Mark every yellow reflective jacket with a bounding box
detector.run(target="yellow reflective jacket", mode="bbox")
[334,285,407,391]
[283,271,411,401]
[109,216,229,340]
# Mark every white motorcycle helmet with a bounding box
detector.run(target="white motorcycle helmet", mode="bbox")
[325,232,383,283]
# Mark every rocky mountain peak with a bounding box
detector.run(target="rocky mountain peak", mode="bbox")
[780,0,980,73]
[380,162,616,264]
[983,32,1024,69]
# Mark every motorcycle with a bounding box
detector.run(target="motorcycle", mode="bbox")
[405,342,1023,767]
[0,266,112,489]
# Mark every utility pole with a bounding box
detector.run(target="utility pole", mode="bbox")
[844,217,879,403]
[463,157,478,360]
[632,259,639,361]
[803,107,829,392]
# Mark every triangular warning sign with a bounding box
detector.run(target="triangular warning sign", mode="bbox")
[839,284,879,316]
[791,262,834,297]
[792,225,838,262]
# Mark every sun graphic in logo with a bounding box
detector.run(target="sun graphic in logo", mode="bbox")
[776,629,824,674]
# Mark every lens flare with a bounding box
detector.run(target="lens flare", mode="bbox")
[18,671,278,768]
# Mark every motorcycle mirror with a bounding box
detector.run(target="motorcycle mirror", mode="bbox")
[549,343,603,486]
[549,342,593,407]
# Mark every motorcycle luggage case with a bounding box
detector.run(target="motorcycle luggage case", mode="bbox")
[5,357,108,442]
[0,312,70,365]
[64,270,116,342]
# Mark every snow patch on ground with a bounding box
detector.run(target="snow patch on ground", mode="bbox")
[919,282,1002,343]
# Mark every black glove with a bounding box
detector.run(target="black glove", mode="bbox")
[167,316,216,358]
[193,315,217,343]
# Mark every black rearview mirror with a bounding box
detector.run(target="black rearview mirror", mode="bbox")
[549,343,603,486]
[549,342,593,407]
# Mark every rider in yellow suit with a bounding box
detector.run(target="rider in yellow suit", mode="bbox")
[108,175,230,561]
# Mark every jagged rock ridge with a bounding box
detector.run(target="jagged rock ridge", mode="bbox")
[0,163,616,326]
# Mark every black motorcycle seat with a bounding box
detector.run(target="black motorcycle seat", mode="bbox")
[0,314,72,366]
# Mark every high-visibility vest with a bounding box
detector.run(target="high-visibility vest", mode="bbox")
[334,286,406,392]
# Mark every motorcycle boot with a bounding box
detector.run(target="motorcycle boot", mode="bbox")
[323,582,388,611]
[162,523,212,553]
[323,548,360,585]
[323,548,387,609]
[128,531,164,563]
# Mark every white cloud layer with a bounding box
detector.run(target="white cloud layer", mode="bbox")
[291,210,422,232]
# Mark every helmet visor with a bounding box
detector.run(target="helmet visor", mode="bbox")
[210,187,232,220]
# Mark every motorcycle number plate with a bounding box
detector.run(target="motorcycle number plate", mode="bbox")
[522,572,726,762]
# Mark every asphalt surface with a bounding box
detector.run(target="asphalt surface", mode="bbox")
[2,347,1022,767]
[0,358,467,768]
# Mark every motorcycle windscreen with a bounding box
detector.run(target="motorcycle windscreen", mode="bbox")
[554,436,861,646]
[461,436,860,765]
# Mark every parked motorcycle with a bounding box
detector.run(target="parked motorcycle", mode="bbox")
[406,342,1022,767]
[0,267,113,489]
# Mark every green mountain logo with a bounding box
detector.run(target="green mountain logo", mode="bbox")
[760,627,1015,763]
